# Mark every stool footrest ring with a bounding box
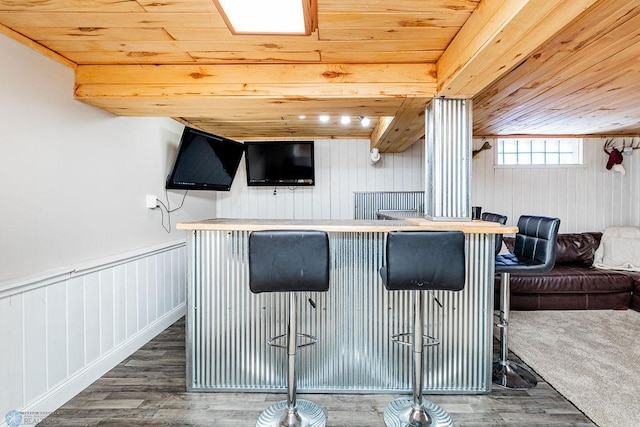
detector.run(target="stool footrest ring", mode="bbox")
[268,333,317,349]
[391,332,440,348]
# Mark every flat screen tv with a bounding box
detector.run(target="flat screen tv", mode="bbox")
[165,127,245,191]
[245,141,315,186]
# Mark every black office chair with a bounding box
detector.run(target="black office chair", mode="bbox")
[380,231,466,427]
[481,212,508,255]
[493,215,561,389]
[249,230,330,427]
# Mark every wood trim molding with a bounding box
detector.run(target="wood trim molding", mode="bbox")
[0,23,77,69]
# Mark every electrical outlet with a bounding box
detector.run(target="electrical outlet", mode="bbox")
[146,194,158,209]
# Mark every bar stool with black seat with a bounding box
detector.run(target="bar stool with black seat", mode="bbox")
[480,212,508,255]
[493,215,560,389]
[379,231,466,427]
[248,230,330,427]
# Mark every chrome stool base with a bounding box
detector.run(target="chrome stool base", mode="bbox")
[383,398,454,427]
[492,359,537,390]
[256,399,326,427]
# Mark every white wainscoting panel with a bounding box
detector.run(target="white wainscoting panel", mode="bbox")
[0,242,187,424]
[23,288,47,404]
[67,277,85,378]
[47,282,67,389]
[217,138,425,220]
[471,137,640,232]
[0,295,23,418]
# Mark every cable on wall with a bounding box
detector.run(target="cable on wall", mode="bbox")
[156,190,188,233]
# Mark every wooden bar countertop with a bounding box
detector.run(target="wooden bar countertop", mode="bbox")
[177,218,518,234]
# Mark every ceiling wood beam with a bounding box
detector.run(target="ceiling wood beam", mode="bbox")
[75,63,436,104]
[75,63,437,143]
[370,97,430,153]
[75,63,435,86]
[370,116,393,150]
[77,96,407,118]
[370,0,601,151]
[437,0,600,97]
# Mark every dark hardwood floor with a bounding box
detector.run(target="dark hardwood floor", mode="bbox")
[39,318,596,426]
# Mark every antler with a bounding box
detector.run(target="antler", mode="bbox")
[472,140,492,159]
[620,138,640,152]
[604,137,640,154]
[603,138,615,154]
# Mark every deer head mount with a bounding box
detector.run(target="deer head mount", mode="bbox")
[472,140,492,159]
[603,138,640,175]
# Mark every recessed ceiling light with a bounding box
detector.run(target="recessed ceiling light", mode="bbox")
[319,114,330,123]
[341,115,351,125]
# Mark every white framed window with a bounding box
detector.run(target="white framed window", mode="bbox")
[496,138,583,166]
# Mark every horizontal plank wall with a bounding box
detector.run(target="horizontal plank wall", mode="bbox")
[217,138,425,220]
[0,242,186,424]
[471,137,640,232]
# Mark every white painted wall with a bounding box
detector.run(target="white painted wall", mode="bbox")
[471,137,640,232]
[217,138,425,219]
[0,34,215,422]
[0,35,216,283]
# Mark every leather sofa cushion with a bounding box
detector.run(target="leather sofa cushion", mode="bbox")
[556,232,602,265]
[509,291,632,311]
[499,265,634,294]
[504,232,602,267]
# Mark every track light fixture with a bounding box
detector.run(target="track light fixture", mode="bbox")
[358,116,371,127]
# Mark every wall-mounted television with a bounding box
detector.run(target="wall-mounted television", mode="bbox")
[166,127,245,191]
[245,141,315,186]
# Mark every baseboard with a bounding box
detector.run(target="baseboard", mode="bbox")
[1,304,185,427]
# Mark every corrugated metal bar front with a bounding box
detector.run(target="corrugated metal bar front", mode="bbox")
[424,98,472,221]
[353,191,424,220]
[186,229,494,394]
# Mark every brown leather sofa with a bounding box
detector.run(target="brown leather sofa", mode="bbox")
[497,232,640,310]
[633,278,640,311]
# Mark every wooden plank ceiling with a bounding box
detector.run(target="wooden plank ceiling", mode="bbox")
[1,0,638,152]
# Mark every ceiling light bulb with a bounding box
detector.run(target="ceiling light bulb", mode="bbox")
[319,114,330,123]
[341,115,351,125]
[299,115,306,119]
[360,117,370,127]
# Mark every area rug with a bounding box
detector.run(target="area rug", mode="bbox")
[507,310,640,427]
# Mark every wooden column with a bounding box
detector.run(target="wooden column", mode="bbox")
[424,98,472,221]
